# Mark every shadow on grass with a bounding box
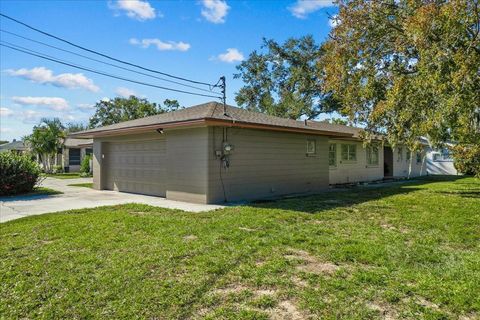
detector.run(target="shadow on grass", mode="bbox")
[252,176,465,214]
[0,188,62,203]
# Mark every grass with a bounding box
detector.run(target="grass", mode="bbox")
[42,172,82,179]
[0,187,62,199]
[68,182,93,188]
[1,176,479,319]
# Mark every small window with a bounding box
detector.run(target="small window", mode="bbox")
[329,144,337,166]
[397,147,403,162]
[69,148,81,166]
[433,153,441,162]
[416,151,422,164]
[306,139,316,155]
[341,144,357,162]
[406,150,411,161]
[86,148,93,156]
[366,145,379,166]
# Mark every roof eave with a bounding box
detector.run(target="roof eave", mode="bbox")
[69,118,354,139]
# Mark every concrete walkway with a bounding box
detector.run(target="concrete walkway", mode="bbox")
[0,177,224,223]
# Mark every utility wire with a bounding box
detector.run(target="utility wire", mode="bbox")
[0,13,218,87]
[0,29,221,95]
[1,41,223,99]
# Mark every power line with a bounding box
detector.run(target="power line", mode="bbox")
[0,13,218,87]
[0,29,221,95]
[0,41,223,100]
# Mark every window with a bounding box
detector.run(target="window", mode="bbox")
[329,144,337,166]
[406,150,411,161]
[366,145,379,166]
[416,151,422,164]
[341,144,357,162]
[69,148,81,166]
[86,148,93,156]
[306,139,316,155]
[397,147,403,162]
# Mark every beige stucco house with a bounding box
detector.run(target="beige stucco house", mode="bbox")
[62,138,93,172]
[71,102,427,204]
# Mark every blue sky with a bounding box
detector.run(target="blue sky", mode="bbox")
[0,0,337,141]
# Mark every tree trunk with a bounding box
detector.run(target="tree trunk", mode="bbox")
[408,151,413,179]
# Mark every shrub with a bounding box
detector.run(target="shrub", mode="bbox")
[80,154,92,177]
[0,152,42,196]
[452,144,480,177]
[52,165,63,174]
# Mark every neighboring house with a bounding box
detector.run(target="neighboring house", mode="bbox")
[71,102,428,204]
[0,139,28,154]
[62,138,93,172]
[424,143,458,175]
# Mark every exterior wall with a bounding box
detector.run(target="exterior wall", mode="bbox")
[328,140,384,184]
[93,140,103,190]
[425,147,458,175]
[207,127,329,203]
[392,146,428,178]
[165,127,209,203]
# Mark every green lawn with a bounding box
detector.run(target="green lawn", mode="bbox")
[68,182,94,188]
[1,176,479,319]
[42,172,82,179]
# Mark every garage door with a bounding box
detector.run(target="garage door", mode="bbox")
[104,139,167,197]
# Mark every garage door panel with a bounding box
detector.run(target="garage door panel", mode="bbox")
[104,139,166,197]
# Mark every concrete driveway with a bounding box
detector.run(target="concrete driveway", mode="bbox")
[0,177,224,223]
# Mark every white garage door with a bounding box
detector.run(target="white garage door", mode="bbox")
[104,139,167,197]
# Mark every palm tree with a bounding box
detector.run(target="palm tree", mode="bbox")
[24,118,65,173]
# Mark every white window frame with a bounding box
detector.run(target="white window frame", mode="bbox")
[341,144,357,162]
[306,139,316,155]
[329,143,337,167]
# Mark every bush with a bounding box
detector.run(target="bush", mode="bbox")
[452,144,480,177]
[80,154,92,177]
[0,152,42,196]
[52,165,63,174]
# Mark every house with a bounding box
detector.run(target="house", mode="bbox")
[424,142,459,175]
[70,102,428,204]
[62,138,93,172]
[0,139,28,154]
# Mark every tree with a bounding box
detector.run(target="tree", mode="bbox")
[89,96,163,128]
[24,118,65,172]
[65,122,88,133]
[322,0,480,154]
[163,99,182,112]
[234,36,339,120]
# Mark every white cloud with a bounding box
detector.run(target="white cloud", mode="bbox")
[7,67,99,92]
[77,103,95,111]
[12,96,69,111]
[0,107,13,117]
[129,38,191,52]
[0,127,12,133]
[216,48,244,63]
[20,110,42,124]
[111,0,157,21]
[329,14,340,27]
[115,87,136,98]
[289,0,335,19]
[201,0,229,24]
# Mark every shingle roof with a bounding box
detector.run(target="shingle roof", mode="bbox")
[70,102,357,138]
[64,138,93,148]
[0,140,27,152]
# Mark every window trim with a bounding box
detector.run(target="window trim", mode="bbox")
[328,143,337,167]
[341,144,357,163]
[366,144,379,166]
[306,139,316,155]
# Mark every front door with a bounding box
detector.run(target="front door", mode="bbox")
[383,146,393,177]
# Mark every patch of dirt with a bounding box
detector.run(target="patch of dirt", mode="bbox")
[380,223,409,234]
[366,301,398,320]
[239,227,258,232]
[212,284,250,295]
[270,300,308,320]
[183,235,198,241]
[292,276,308,287]
[416,297,440,311]
[285,249,339,275]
